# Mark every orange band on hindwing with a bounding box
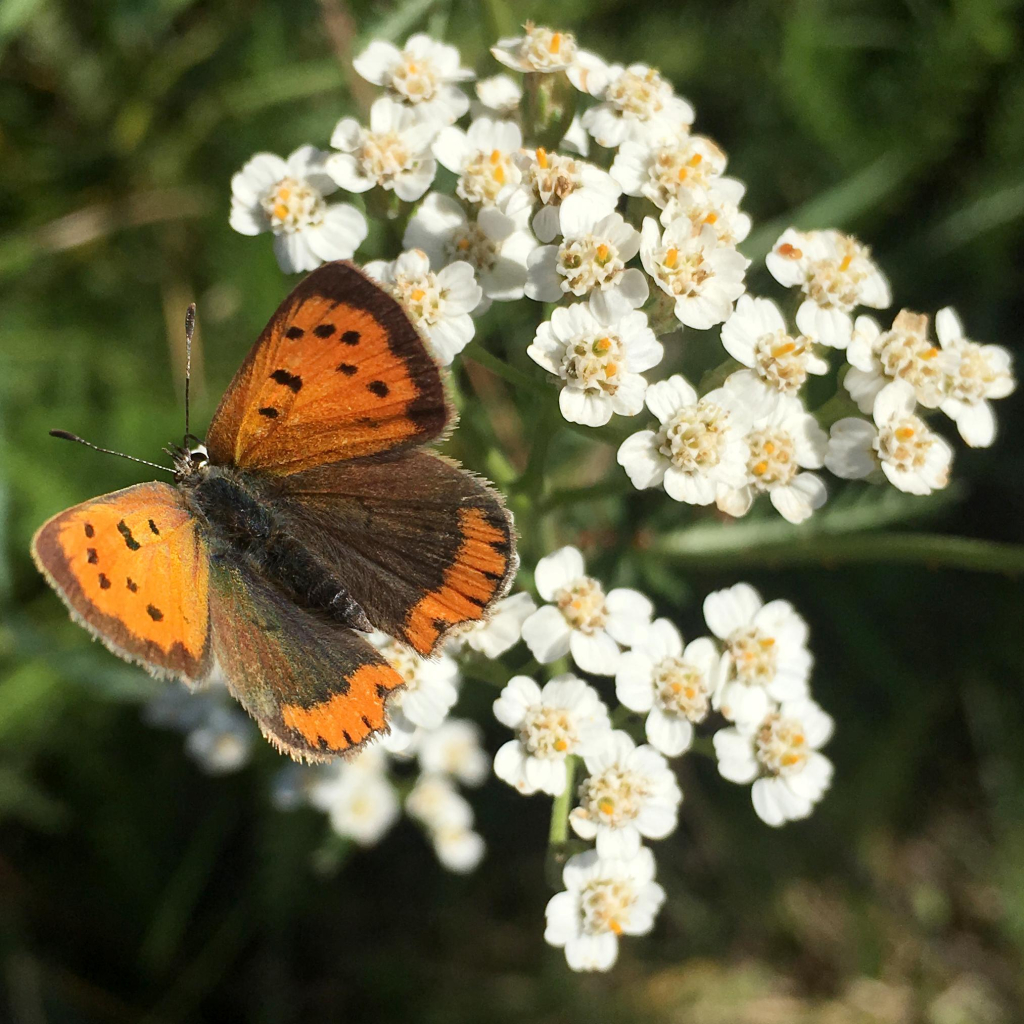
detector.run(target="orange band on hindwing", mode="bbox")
[404,507,512,654]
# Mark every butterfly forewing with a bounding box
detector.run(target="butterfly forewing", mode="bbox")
[273,452,517,655]
[208,557,404,761]
[206,261,450,474]
[31,483,212,681]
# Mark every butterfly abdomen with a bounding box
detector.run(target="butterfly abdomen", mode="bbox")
[186,468,372,633]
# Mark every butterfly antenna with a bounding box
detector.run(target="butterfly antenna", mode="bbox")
[49,430,175,475]
[184,302,196,447]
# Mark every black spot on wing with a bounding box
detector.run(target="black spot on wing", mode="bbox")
[98,573,111,590]
[341,330,360,346]
[148,519,160,535]
[367,380,389,398]
[361,715,373,730]
[313,324,336,339]
[126,578,138,592]
[337,363,357,376]
[117,520,141,551]
[270,369,303,392]
[147,604,164,621]
[342,730,354,745]
[87,548,98,564]
[258,407,279,419]
[375,683,391,698]
[285,326,304,340]
[84,523,95,538]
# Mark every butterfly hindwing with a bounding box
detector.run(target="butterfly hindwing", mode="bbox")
[208,556,404,761]
[31,482,212,682]
[271,451,517,656]
[205,261,450,475]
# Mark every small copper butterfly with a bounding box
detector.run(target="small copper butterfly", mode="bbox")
[32,261,517,760]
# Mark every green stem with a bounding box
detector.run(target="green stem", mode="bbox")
[650,530,1024,574]
[548,755,577,847]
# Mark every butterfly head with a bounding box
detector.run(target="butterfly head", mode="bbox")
[170,438,210,482]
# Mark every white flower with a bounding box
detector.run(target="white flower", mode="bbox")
[473,74,522,116]
[827,380,953,495]
[640,218,748,329]
[526,207,648,308]
[545,846,665,972]
[326,98,437,202]
[713,698,834,827]
[491,23,609,95]
[936,306,1016,448]
[720,295,828,394]
[512,148,621,244]
[521,545,653,675]
[353,34,473,126]
[716,379,829,525]
[493,674,611,796]
[582,63,694,147]
[418,719,489,786]
[703,583,813,729]
[657,179,752,244]
[308,746,399,845]
[616,619,720,756]
[229,146,368,273]
[766,228,891,348]
[433,117,523,207]
[405,774,486,872]
[447,591,536,659]
[363,249,481,364]
[844,310,947,413]
[404,192,537,302]
[611,135,726,209]
[370,633,460,741]
[184,706,254,775]
[616,374,755,505]
[570,731,682,858]
[527,291,663,427]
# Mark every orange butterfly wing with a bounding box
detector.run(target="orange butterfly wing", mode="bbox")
[205,261,450,474]
[31,482,211,682]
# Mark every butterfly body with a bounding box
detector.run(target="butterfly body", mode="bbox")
[33,262,516,761]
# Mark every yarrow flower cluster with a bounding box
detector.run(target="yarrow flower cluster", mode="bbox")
[220,19,1015,976]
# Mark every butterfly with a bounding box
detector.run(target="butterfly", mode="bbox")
[32,261,517,761]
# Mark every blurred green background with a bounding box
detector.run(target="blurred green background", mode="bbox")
[2,0,1024,1020]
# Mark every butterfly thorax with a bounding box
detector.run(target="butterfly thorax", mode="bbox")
[181,464,373,633]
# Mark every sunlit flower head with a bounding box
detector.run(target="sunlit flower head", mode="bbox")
[492,22,579,73]
[493,674,611,795]
[327,97,437,202]
[826,380,954,495]
[703,583,813,729]
[363,248,481,364]
[640,218,748,330]
[617,374,757,505]
[714,698,834,826]
[657,179,752,244]
[570,730,683,858]
[844,310,948,414]
[545,847,665,972]
[936,306,1016,448]
[512,148,621,244]
[433,117,523,207]
[721,295,829,395]
[616,619,721,756]
[715,378,829,525]
[521,545,653,675]
[473,74,522,117]
[229,146,368,273]
[583,63,695,147]
[353,34,474,125]
[611,135,727,210]
[527,291,663,427]
[404,191,537,302]
[766,228,891,348]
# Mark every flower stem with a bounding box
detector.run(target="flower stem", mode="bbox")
[548,754,577,847]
